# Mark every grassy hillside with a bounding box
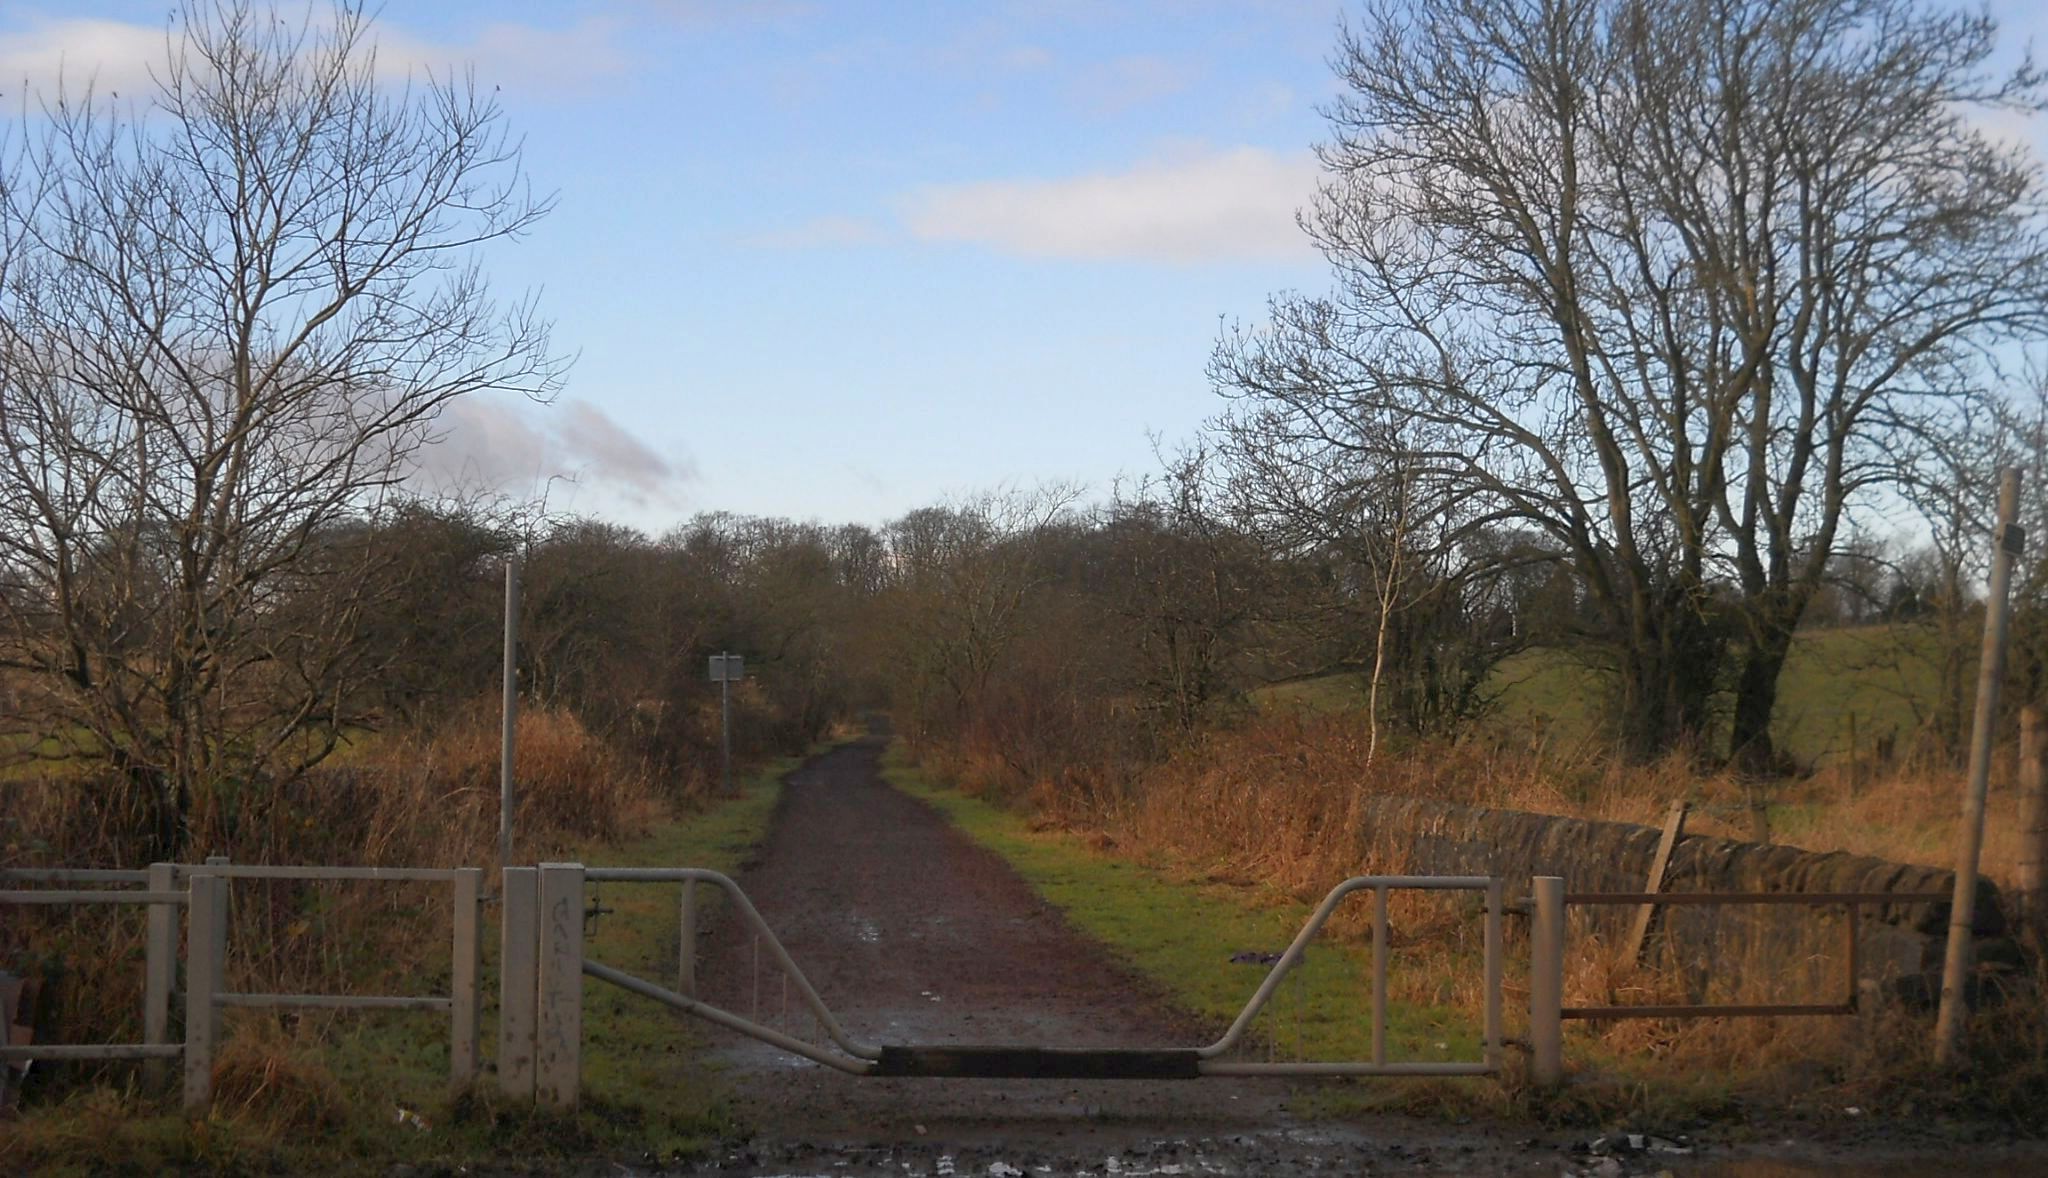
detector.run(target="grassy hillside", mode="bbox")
[1258,623,1955,769]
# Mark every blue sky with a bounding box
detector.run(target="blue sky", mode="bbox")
[6,1,2046,533]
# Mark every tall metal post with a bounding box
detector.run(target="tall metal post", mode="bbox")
[203,855,228,1044]
[1936,468,2024,1064]
[721,650,733,797]
[501,558,520,866]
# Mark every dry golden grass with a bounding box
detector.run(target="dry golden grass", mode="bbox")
[1,702,669,1101]
[208,1015,348,1131]
[1040,710,2029,895]
[925,709,2048,1118]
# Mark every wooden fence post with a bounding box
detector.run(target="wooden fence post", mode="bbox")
[1846,711,1861,796]
[1623,801,1689,968]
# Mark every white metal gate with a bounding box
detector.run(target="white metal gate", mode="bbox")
[1,861,483,1116]
[497,865,1506,1108]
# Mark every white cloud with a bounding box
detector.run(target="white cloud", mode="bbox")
[0,17,164,98]
[416,395,693,508]
[900,144,1320,263]
[0,10,630,105]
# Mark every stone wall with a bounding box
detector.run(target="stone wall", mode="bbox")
[1356,795,2012,988]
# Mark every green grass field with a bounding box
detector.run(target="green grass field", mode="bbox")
[1257,623,1954,768]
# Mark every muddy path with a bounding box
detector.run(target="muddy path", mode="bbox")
[651,738,2045,1178]
[674,735,1550,1176]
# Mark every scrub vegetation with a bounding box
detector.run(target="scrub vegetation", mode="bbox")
[2,752,800,1175]
[7,0,2048,1158]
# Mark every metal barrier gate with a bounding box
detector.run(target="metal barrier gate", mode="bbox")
[498,864,1506,1108]
[2,860,483,1116]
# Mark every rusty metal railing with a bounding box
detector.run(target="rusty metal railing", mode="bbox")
[1558,890,1948,1020]
[1526,877,1948,1084]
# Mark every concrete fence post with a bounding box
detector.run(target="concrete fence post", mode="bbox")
[450,868,483,1090]
[678,879,698,1000]
[536,863,584,1110]
[202,855,229,1045]
[182,873,219,1117]
[498,866,539,1101]
[143,862,176,1088]
[1530,876,1565,1089]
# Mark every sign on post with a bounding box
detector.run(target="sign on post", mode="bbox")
[708,654,744,682]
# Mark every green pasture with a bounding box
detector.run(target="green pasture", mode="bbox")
[1256,623,1953,768]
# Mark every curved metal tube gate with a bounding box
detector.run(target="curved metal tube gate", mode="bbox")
[498,864,1506,1108]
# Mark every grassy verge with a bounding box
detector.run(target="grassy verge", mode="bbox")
[2,752,809,1176]
[880,744,1503,1117]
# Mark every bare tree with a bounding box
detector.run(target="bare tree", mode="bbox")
[0,1,562,854]
[1210,398,1487,759]
[1887,381,2048,759]
[884,486,1081,746]
[1103,445,1266,736]
[1216,0,2048,765]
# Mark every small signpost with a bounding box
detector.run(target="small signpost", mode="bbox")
[709,652,744,796]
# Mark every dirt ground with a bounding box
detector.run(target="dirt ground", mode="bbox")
[640,737,2044,1178]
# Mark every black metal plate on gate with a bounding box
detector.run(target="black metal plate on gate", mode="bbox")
[873,1045,1202,1079]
